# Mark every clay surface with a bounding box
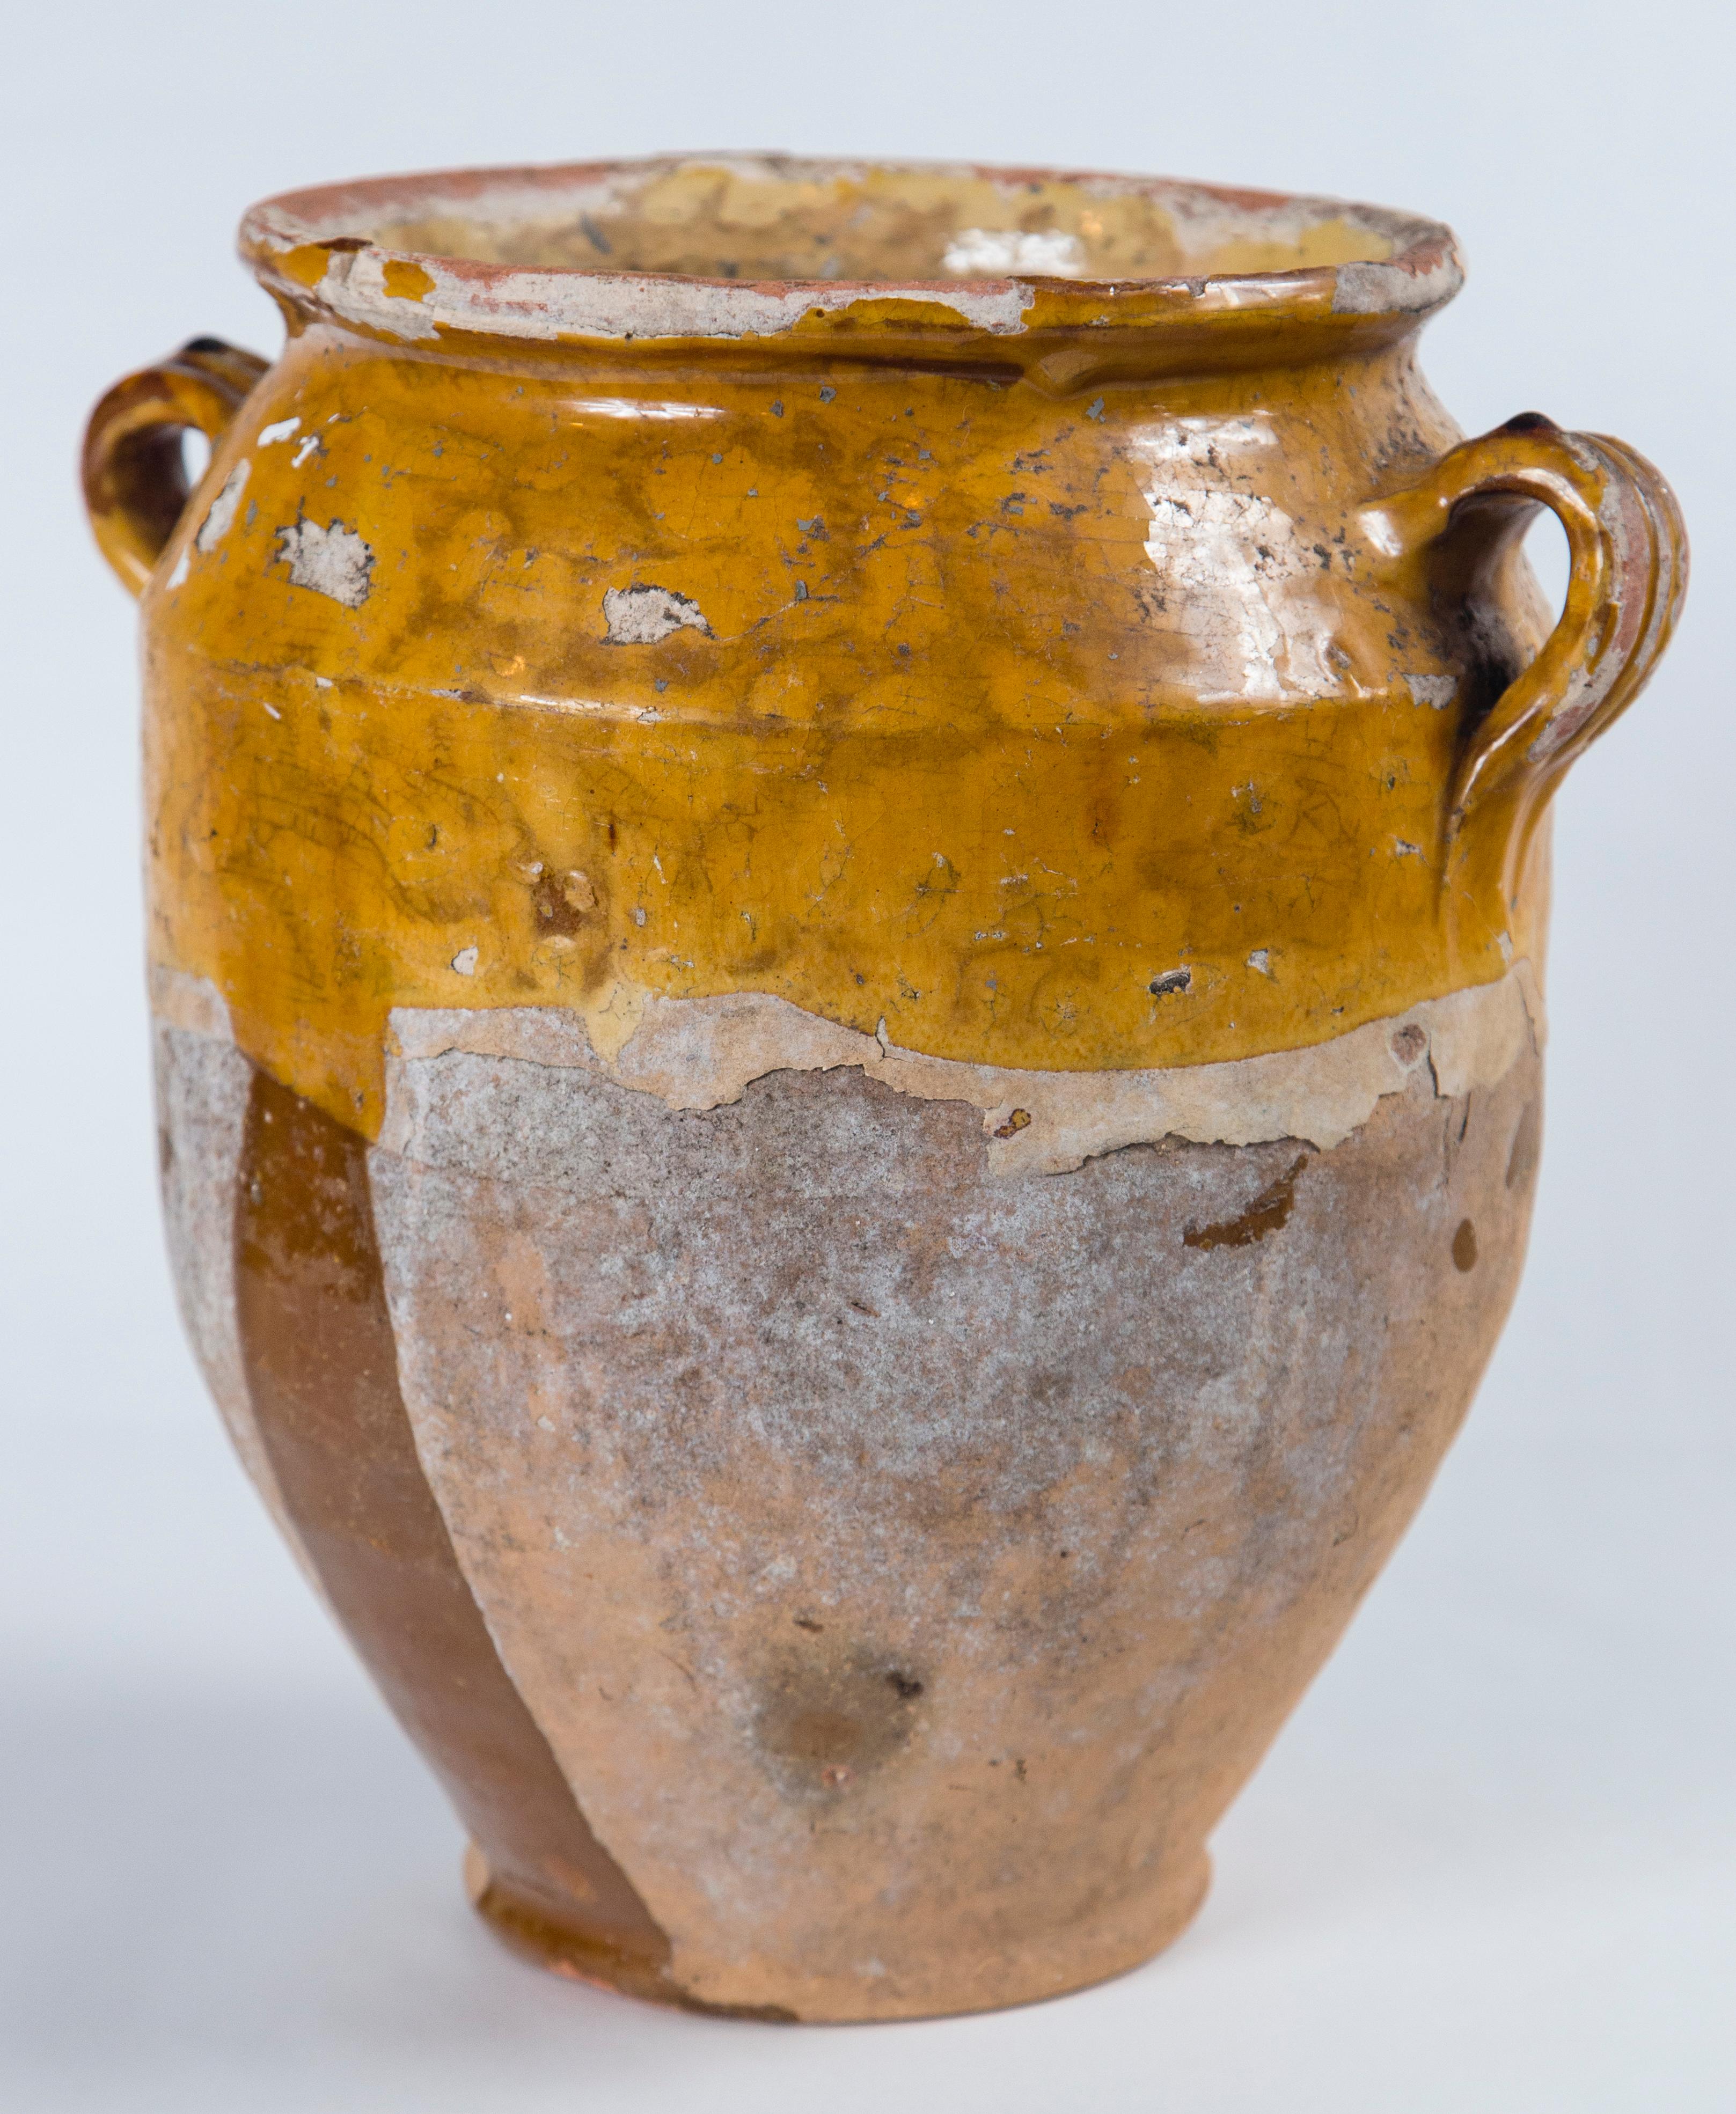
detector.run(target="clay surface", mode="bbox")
[363,1007,1541,2017]
[153,978,1542,2015]
[230,1066,683,1993]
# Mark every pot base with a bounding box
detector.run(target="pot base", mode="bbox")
[463,1841,1212,2023]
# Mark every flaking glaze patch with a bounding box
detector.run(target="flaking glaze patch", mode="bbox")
[368,1027,1543,2017]
[384,964,1542,1176]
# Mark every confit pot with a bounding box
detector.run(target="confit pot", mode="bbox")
[83,155,1686,2022]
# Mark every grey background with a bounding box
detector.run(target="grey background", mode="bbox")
[2,2,1730,2107]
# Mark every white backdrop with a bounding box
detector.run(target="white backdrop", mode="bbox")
[3,4,1730,2108]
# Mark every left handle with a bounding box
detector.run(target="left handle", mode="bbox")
[81,337,269,597]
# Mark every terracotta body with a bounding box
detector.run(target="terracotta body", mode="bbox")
[85,158,1684,2021]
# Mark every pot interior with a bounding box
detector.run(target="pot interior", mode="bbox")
[347,158,1400,285]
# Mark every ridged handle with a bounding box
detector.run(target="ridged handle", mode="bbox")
[1365,413,1688,908]
[81,337,269,596]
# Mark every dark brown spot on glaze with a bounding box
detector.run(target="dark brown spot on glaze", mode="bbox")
[231,1067,676,2001]
[1453,1218,1479,1272]
[531,867,598,936]
[1183,1151,1309,1251]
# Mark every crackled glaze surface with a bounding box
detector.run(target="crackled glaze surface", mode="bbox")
[85,155,1684,2019]
[138,309,1536,1136]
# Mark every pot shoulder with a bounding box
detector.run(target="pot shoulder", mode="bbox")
[142,328,1546,1131]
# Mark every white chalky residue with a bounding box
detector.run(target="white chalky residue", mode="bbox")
[258,416,302,446]
[194,460,251,554]
[942,227,1085,276]
[603,583,712,644]
[1132,418,1339,702]
[273,518,375,607]
[248,226,1038,342]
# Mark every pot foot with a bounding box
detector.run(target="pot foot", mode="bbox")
[464,1840,1210,2023]
[462,1843,797,2021]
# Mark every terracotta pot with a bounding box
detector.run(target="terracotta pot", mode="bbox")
[83,157,1686,2022]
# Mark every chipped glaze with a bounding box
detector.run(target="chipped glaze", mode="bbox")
[84,157,1684,2021]
[377,964,1543,1174]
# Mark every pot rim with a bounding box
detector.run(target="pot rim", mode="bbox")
[239,152,1463,351]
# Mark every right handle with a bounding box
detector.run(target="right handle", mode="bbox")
[1364,413,1688,906]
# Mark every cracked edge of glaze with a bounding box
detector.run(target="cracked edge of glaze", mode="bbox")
[374,964,1543,1176]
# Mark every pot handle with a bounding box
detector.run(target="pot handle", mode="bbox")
[81,337,270,597]
[1363,413,1687,897]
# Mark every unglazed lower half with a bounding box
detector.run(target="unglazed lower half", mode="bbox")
[152,970,1542,2021]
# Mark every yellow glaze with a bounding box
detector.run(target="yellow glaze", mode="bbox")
[85,158,1686,1139]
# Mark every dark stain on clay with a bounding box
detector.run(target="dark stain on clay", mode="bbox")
[1453,1217,1479,1272]
[230,1067,678,2001]
[755,1641,928,1797]
[1183,1151,1310,1251]
[1390,1022,1429,1066]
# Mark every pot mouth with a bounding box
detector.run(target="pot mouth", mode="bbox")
[240,153,1462,348]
